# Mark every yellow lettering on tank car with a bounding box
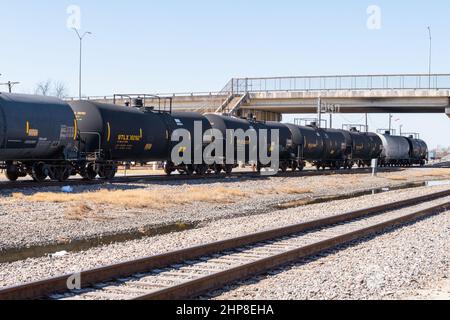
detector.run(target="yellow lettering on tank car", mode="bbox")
[117,129,143,142]
[107,122,111,142]
[75,112,86,121]
[26,121,39,137]
[236,139,250,145]
[74,119,78,140]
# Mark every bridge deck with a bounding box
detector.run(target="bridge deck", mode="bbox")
[72,74,450,119]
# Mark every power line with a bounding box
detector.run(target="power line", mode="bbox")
[0,81,20,93]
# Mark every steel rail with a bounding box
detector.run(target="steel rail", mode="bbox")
[135,201,450,300]
[0,167,400,192]
[0,189,449,300]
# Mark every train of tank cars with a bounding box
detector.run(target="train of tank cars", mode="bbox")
[0,92,428,182]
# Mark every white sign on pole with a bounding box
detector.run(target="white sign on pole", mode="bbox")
[371,159,378,177]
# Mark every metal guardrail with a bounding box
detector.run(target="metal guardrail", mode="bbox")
[225,74,450,94]
[66,92,225,101]
[67,74,450,101]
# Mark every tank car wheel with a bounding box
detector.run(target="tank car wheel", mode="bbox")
[213,164,222,175]
[256,163,263,173]
[224,165,234,176]
[50,167,70,182]
[81,164,97,180]
[99,166,117,180]
[298,163,305,172]
[5,165,19,182]
[291,162,298,172]
[164,162,175,176]
[32,162,48,182]
[280,162,288,173]
[195,164,208,176]
[185,165,195,176]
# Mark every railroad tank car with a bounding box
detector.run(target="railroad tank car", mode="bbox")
[296,125,326,161]
[317,128,351,170]
[376,133,411,166]
[348,129,383,167]
[204,114,258,174]
[405,136,428,166]
[68,101,212,179]
[69,101,170,179]
[283,123,307,171]
[163,112,213,176]
[260,121,296,172]
[0,93,77,181]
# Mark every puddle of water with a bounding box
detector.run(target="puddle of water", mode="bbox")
[426,180,450,187]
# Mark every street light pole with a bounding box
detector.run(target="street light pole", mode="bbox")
[388,114,393,134]
[428,26,432,89]
[73,29,92,100]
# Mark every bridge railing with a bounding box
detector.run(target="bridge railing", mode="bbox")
[68,74,450,101]
[226,74,450,94]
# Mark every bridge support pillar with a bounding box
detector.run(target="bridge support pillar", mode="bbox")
[239,109,282,122]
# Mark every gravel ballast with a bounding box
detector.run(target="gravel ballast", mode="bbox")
[0,168,449,253]
[0,183,449,301]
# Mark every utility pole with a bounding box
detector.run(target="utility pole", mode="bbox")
[0,81,20,93]
[388,114,393,134]
[365,113,368,132]
[428,26,432,89]
[73,29,92,100]
[317,97,322,128]
[399,124,403,136]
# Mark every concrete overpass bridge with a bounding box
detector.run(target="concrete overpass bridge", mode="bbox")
[79,74,450,122]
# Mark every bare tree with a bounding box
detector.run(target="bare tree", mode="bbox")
[35,80,69,98]
[35,80,52,96]
[54,82,68,99]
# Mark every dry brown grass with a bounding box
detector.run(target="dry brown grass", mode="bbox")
[65,203,94,221]
[11,183,313,212]
[255,187,312,195]
[12,186,248,210]
[387,175,409,181]
[412,169,450,178]
[64,203,117,221]
[117,169,164,176]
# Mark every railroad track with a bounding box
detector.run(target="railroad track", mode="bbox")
[0,167,401,191]
[1,189,449,300]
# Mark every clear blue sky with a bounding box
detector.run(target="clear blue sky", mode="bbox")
[1,0,449,148]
